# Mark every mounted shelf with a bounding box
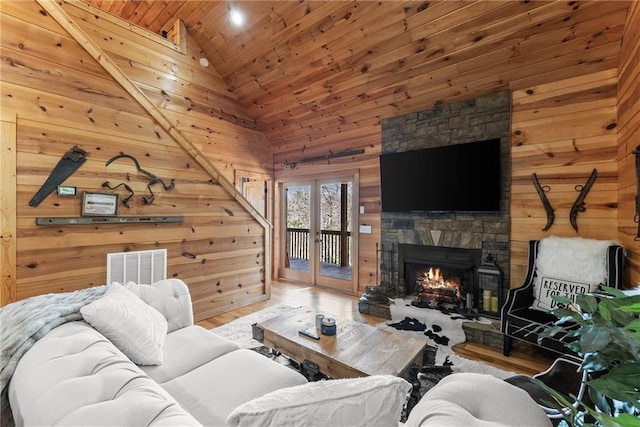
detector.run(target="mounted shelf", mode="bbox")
[36,216,184,226]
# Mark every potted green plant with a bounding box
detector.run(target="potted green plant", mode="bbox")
[537,286,640,426]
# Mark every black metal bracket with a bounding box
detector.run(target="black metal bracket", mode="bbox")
[569,168,597,232]
[102,181,134,208]
[531,173,555,231]
[282,149,365,169]
[300,359,327,381]
[251,323,264,342]
[105,153,175,204]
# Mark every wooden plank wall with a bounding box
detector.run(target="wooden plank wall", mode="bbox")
[617,1,640,287]
[0,1,272,319]
[509,69,620,287]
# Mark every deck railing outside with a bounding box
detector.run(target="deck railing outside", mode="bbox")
[287,228,351,266]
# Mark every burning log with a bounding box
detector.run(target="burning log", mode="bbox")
[414,267,461,307]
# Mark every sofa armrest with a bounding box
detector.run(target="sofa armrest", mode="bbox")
[500,283,533,333]
[126,278,194,332]
[506,283,534,311]
[404,373,552,426]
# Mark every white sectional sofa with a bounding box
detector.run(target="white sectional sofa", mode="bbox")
[6,279,307,426]
[3,278,552,426]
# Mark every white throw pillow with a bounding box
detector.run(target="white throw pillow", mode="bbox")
[226,375,411,427]
[81,282,167,365]
[531,236,617,312]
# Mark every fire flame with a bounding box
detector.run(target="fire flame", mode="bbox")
[427,267,444,283]
[417,267,461,299]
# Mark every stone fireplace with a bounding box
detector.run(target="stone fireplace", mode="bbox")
[380,91,511,310]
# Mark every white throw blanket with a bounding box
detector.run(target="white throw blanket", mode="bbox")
[0,285,107,410]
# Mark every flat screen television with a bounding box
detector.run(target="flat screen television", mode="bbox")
[380,139,501,212]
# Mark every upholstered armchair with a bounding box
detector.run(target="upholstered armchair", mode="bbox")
[504,355,588,422]
[501,237,625,356]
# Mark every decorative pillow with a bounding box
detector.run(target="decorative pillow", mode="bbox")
[226,375,411,427]
[532,276,593,311]
[80,282,168,365]
[123,279,194,333]
[531,236,617,312]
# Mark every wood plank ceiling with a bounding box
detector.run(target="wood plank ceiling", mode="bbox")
[84,0,630,165]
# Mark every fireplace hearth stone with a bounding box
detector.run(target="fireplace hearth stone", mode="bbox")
[358,296,392,319]
[357,281,395,319]
[461,319,503,349]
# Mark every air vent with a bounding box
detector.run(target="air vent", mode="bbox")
[107,249,167,285]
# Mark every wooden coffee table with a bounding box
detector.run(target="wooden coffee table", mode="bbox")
[254,306,425,380]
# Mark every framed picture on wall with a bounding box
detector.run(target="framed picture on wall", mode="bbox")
[82,192,119,216]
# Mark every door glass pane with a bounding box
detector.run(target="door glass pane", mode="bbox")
[319,181,352,280]
[285,184,311,273]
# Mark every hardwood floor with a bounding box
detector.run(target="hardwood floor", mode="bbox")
[196,280,555,376]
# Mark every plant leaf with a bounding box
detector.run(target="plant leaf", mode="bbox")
[619,302,640,313]
[600,301,612,321]
[577,293,599,314]
[553,295,573,305]
[625,319,640,334]
[580,325,611,353]
[600,286,626,298]
[589,412,640,427]
[606,363,640,387]
[538,325,566,339]
[583,352,610,372]
[588,376,639,405]
[552,308,584,324]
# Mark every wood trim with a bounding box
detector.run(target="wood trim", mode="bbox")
[67,0,185,54]
[168,19,187,53]
[1,114,17,306]
[275,169,360,295]
[234,169,274,293]
[36,0,271,295]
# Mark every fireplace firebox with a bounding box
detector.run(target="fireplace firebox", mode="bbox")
[398,244,483,313]
[411,264,468,308]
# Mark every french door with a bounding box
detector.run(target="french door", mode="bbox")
[281,176,356,294]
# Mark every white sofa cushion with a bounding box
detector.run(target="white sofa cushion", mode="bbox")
[162,349,307,426]
[404,373,552,427]
[81,283,167,365]
[227,375,411,427]
[8,322,200,427]
[124,279,194,332]
[141,325,239,384]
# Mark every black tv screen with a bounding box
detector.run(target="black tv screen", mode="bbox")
[380,139,501,212]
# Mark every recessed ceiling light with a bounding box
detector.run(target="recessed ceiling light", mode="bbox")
[229,8,244,27]
[199,57,210,68]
